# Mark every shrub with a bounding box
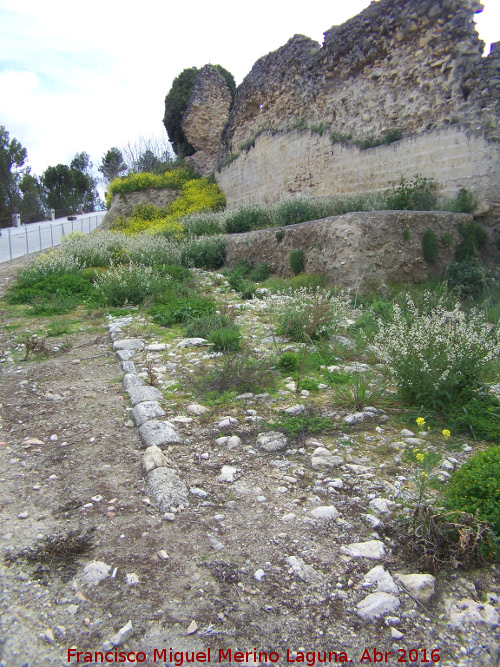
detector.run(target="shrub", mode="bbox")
[248,262,272,282]
[455,220,488,261]
[445,258,492,298]
[111,203,185,238]
[274,198,324,227]
[180,236,226,269]
[277,352,300,373]
[374,291,500,412]
[14,251,83,286]
[443,447,500,535]
[386,174,437,211]
[289,249,305,276]
[106,168,194,206]
[95,264,172,306]
[185,313,235,339]
[150,295,216,326]
[422,229,439,264]
[225,206,272,234]
[331,373,389,411]
[274,288,352,343]
[275,229,285,242]
[271,409,335,439]
[448,391,500,442]
[81,267,108,283]
[170,178,226,219]
[401,505,495,573]
[382,128,403,144]
[191,351,277,395]
[7,272,98,314]
[182,211,226,237]
[225,260,271,284]
[330,131,353,144]
[449,188,477,214]
[208,326,241,351]
[289,273,329,291]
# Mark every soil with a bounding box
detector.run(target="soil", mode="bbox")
[0,259,499,667]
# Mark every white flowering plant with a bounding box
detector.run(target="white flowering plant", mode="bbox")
[95,264,172,307]
[374,291,500,411]
[273,287,352,344]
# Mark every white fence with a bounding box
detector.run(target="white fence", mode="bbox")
[0,212,106,264]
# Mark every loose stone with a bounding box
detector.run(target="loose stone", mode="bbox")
[341,540,386,560]
[357,592,401,622]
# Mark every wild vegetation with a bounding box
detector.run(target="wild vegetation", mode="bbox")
[4,157,499,577]
[4,209,500,570]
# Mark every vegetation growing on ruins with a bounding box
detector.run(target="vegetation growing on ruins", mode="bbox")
[108,169,226,237]
[164,65,236,156]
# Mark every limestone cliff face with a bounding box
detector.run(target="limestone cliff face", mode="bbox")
[181,65,233,175]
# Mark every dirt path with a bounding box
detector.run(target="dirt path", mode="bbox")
[0,261,499,667]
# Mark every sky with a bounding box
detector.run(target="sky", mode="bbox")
[1,0,499,181]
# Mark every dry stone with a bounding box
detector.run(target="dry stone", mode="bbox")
[256,431,288,453]
[285,556,323,584]
[142,446,169,474]
[104,189,178,227]
[341,540,386,560]
[394,573,436,604]
[311,447,343,469]
[363,566,398,595]
[357,592,400,622]
[448,599,499,629]
[182,65,233,176]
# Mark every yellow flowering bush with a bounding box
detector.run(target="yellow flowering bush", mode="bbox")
[170,179,226,219]
[106,168,195,207]
[110,178,226,237]
[111,203,184,238]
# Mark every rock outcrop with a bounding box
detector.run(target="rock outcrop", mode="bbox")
[181,65,233,176]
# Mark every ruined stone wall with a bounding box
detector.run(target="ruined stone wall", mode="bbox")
[103,189,179,228]
[222,0,499,156]
[225,211,472,290]
[216,126,500,224]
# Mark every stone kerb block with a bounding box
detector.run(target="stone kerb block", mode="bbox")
[131,401,166,427]
[146,467,188,512]
[127,385,163,407]
[138,420,183,448]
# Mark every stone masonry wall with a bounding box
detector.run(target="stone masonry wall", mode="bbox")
[222,0,499,156]
[225,211,472,290]
[215,126,500,235]
[103,189,179,228]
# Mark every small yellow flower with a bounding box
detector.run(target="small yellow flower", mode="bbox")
[416,453,425,462]
[442,429,451,438]
[416,417,426,426]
